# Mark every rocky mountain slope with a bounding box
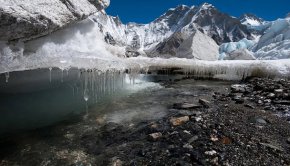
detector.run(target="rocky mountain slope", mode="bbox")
[0,0,110,41]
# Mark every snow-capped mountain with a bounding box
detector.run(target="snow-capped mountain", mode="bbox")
[239,13,272,38]
[190,3,253,44]
[92,3,290,60]
[240,14,264,27]
[91,3,255,60]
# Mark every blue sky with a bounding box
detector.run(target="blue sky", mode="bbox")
[106,0,290,23]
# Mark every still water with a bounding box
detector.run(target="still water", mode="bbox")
[0,68,231,165]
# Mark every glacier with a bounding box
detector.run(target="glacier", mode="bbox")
[254,18,290,60]
[219,38,256,60]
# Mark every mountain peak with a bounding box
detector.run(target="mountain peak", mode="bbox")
[199,2,214,10]
[153,4,191,24]
[240,13,263,21]
[240,13,264,26]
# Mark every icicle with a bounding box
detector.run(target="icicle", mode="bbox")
[83,71,90,119]
[5,72,9,83]
[69,85,75,96]
[49,67,52,83]
[61,69,64,83]
[78,69,81,79]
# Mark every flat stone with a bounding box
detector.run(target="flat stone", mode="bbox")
[267,93,276,98]
[273,100,290,105]
[183,144,193,149]
[173,103,202,109]
[256,118,267,124]
[274,89,284,93]
[199,99,210,108]
[260,143,283,152]
[188,136,199,143]
[244,104,255,109]
[170,116,190,126]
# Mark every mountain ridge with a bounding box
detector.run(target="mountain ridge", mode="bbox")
[96,2,290,60]
[93,2,257,60]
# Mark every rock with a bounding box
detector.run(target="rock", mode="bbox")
[231,84,246,93]
[170,116,190,126]
[273,100,290,105]
[173,103,202,109]
[0,0,110,41]
[235,98,245,104]
[260,143,283,152]
[211,157,219,165]
[274,89,284,94]
[257,100,263,105]
[188,136,199,143]
[210,134,219,142]
[267,93,276,98]
[232,94,245,104]
[150,122,159,129]
[194,116,203,122]
[183,144,193,149]
[221,137,232,145]
[183,130,191,135]
[287,138,290,144]
[112,158,123,166]
[205,150,217,156]
[199,99,210,108]
[64,133,75,140]
[148,132,163,141]
[244,104,255,109]
[256,118,267,124]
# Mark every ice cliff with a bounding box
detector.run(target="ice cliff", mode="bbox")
[0,0,110,41]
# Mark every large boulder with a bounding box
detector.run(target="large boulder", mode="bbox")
[0,0,110,41]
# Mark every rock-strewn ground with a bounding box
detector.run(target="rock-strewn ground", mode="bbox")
[0,77,290,166]
[87,77,290,165]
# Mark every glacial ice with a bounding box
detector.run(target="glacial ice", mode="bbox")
[0,17,290,83]
[254,18,290,59]
[127,57,290,80]
[219,38,255,60]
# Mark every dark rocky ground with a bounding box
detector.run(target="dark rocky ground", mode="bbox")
[0,77,290,166]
